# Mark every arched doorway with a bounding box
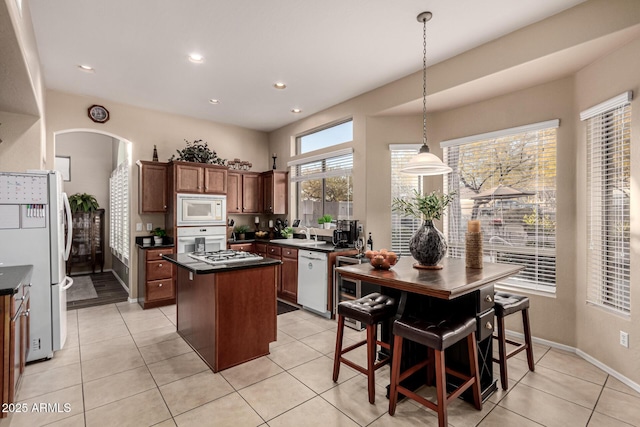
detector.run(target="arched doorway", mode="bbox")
[54,129,133,306]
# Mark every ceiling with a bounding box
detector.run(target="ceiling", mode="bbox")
[29,0,587,132]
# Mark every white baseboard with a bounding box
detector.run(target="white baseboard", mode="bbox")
[505,329,640,394]
[127,297,138,303]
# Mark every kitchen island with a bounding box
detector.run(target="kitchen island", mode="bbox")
[162,253,281,372]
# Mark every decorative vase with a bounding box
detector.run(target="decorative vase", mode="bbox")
[409,220,447,269]
[154,236,163,245]
[323,223,331,230]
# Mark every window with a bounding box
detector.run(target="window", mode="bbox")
[390,145,422,255]
[288,148,353,226]
[297,120,353,154]
[109,162,129,266]
[582,92,631,314]
[441,120,558,292]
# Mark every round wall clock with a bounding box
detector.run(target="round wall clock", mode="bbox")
[88,104,110,123]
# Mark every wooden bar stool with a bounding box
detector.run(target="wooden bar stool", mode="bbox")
[389,316,482,427]
[493,291,535,390]
[333,293,396,404]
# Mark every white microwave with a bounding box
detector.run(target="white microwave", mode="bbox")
[176,194,226,226]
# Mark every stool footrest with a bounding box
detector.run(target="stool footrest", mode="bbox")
[340,355,390,375]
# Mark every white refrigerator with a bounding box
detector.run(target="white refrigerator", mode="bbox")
[0,171,73,361]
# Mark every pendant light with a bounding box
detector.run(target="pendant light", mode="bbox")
[400,12,453,176]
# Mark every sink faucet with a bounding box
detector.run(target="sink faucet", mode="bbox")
[302,226,317,241]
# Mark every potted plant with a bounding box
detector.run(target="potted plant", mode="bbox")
[281,227,294,239]
[317,214,333,229]
[151,227,166,245]
[170,139,227,165]
[233,224,250,240]
[68,193,99,213]
[392,190,455,269]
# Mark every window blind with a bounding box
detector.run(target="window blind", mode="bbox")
[442,122,558,292]
[584,95,631,314]
[109,163,129,266]
[390,145,422,256]
[288,148,353,182]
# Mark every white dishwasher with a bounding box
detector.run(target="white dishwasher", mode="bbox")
[297,250,329,317]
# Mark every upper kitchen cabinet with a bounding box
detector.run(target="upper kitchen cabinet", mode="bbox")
[137,161,168,214]
[261,171,288,215]
[172,161,227,194]
[228,171,261,214]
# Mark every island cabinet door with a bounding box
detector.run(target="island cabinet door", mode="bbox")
[215,267,277,371]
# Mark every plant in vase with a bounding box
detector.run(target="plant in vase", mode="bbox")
[392,189,455,269]
[68,193,99,213]
[280,227,294,239]
[151,227,167,245]
[233,225,250,240]
[169,139,227,165]
[317,214,333,229]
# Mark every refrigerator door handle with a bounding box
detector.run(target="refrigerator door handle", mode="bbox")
[61,276,74,291]
[63,192,72,261]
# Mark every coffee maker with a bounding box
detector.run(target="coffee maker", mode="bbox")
[332,220,358,248]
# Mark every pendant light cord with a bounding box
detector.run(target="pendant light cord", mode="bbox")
[422,16,428,148]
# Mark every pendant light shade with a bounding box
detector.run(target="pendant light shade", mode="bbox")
[400,11,452,176]
[401,144,452,176]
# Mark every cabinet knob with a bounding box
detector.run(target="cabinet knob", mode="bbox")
[159,253,163,257]
[163,205,167,210]
[485,294,493,303]
[485,321,493,330]
[158,264,162,267]
[159,283,163,287]
[23,309,30,317]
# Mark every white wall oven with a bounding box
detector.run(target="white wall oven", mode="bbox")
[177,194,226,226]
[176,227,227,254]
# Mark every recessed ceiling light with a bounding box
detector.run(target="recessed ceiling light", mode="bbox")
[188,53,204,63]
[291,108,302,113]
[209,99,220,105]
[273,82,287,89]
[78,64,94,72]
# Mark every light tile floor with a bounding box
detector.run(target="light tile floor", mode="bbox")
[1,302,639,427]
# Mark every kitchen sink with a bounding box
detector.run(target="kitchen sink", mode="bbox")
[270,239,328,247]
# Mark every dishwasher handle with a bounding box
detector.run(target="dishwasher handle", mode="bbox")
[299,254,325,261]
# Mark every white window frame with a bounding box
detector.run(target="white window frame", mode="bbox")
[441,120,559,293]
[288,148,353,226]
[582,91,632,315]
[389,144,422,256]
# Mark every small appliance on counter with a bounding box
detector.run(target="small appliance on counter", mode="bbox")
[332,219,358,248]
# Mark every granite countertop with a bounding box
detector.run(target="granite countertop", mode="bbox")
[0,265,33,296]
[162,253,281,274]
[135,236,175,249]
[230,238,358,254]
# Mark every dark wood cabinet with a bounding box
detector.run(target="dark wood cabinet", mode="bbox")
[280,247,298,303]
[137,161,168,213]
[67,209,104,275]
[173,161,227,194]
[261,171,288,215]
[227,171,261,214]
[175,264,277,372]
[265,244,297,304]
[228,242,255,252]
[0,266,31,418]
[137,247,176,309]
